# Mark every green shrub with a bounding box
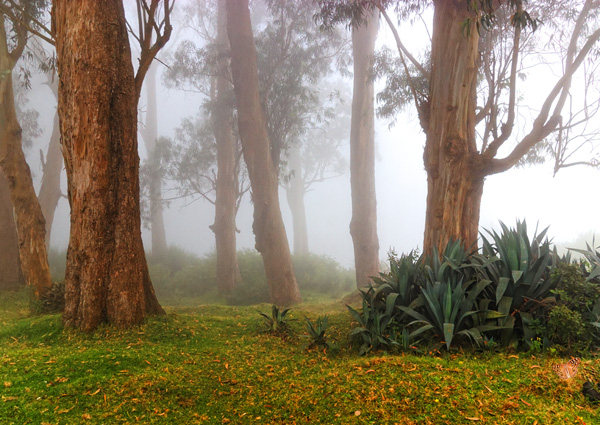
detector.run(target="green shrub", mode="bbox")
[547,304,588,352]
[225,250,269,305]
[552,263,600,311]
[293,253,354,295]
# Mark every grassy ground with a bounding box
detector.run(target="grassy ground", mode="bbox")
[0,290,598,424]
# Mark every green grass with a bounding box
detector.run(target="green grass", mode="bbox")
[0,290,598,424]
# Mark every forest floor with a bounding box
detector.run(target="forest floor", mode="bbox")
[0,290,598,424]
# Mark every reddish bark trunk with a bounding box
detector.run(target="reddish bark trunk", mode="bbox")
[0,19,52,299]
[212,0,241,294]
[350,9,380,288]
[53,0,163,331]
[423,0,483,256]
[0,171,24,291]
[226,0,301,305]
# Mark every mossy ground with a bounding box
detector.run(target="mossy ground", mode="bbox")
[0,290,598,424]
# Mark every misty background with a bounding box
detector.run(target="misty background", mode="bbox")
[19,2,600,269]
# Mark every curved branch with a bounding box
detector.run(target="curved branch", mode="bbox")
[485,2,600,176]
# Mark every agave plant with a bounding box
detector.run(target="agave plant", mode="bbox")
[303,315,331,350]
[399,277,500,350]
[371,250,423,307]
[258,304,293,335]
[347,288,401,355]
[479,220,560,347]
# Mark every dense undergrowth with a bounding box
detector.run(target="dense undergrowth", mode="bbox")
[0,290,599,424]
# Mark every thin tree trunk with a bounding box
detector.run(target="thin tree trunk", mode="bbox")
[423,0,482,256]
[211,0,241,294]
[140,63,168,261]
[0,19,52,299]
[226,0,301,305]
[350,8,380,288]
[38,81,63,249]
[285,147,309,255]
[0,171,24,291]
[53,0,164,331]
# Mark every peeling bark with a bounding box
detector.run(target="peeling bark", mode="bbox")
[53,0,163,331]
[0,171,23,291]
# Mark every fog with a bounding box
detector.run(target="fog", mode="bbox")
[21,3,600,271]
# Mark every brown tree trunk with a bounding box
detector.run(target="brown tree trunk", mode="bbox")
[140,63,168,262]
[53,0,164,331]
[350,8,380,289]
[423,0,482,256]
[225,0,301,305]
[0,171,24,291]
[211,0,241,294]
[37,77,63,249]
[0,19,52,299]
[285,147,309,255]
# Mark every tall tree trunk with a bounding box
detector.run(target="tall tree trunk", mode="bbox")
[38,76,63,249]
[211,0,241,294]
[53,0,164,331]
[0,19,52,299]
[225,0,301,305]
[285,147,309,255]
[140,63,168,262]
[350,9,380,288]
[0,171,24,291]
[423,0,482,256]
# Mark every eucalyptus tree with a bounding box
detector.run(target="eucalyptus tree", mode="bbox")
[163,0,349,293]
[0,0,52,298]
[320,0,600,256]
[52,0,170,331]
[226,0,301,304]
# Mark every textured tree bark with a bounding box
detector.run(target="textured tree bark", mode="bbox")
[285,147,309,255]
[37,77,63,249]
[211,0,241,294]
[0,171,24,291]
[350,8,380,288]
[140,63,168,262]
[226,0,301,305]
[53,0,164,331]
[0,18,52,299]
[423,0,483,256]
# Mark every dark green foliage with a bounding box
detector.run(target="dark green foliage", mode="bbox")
[479,220,560,348]
[372,250,423,307]
[547,305,587,352]
[303,315,331,350]
[552,263,600,312]
[38,282,65,314]
[347,288,401,355]
[351,220,582,353]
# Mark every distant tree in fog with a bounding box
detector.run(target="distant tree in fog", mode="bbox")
[163,0,350,262]
[0,0,52,298]
[226,0,301,304]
